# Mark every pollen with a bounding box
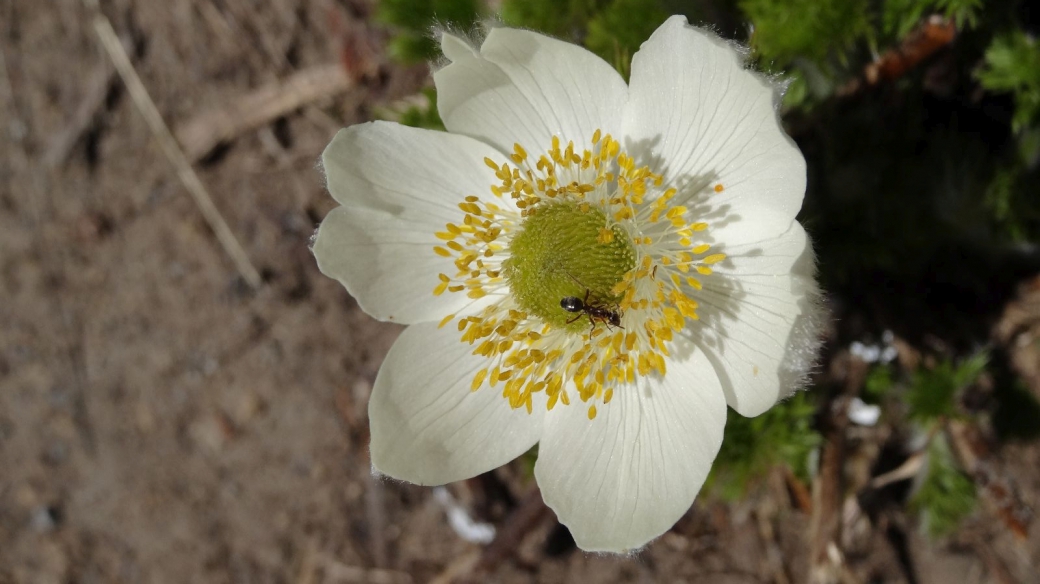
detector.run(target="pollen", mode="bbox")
[430,130,723,421]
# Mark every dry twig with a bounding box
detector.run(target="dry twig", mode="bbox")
[175,64,354,161]
[809,354,868,584]
[91,10,262,289]
[837,15,957,97]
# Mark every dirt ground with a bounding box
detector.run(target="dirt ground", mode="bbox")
[2,1,1039,583]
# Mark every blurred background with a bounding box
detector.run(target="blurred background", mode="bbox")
[2,0,1040,582]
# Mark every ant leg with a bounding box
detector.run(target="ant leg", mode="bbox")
[566,314,582,325]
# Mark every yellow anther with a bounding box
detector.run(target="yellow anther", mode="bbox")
[436,131,727,420]
[471,369,488,391]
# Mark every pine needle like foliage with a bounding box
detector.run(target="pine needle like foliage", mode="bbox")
[500,0,609,40]
[377,0,484,62]
[910,435,977,538]
[906,353,988,423]
[706,392,821,499]
[881,0,981,39]
[977,31,1040,133]
[500,0,667,76]
[740,0,873,66]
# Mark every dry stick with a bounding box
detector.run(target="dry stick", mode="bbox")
[175,63,353,161]
[91,12,262,289]
[809,356,868,584]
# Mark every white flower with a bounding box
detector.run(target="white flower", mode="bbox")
[313,15,823,552]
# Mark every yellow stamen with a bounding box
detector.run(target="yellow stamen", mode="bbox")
[428,129,723,420]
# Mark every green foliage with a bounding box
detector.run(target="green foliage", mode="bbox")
[706,392,821,499]
[501,0,667,77]
[740,0,873,66]
[377,0,484,62]
[910,434,977,538]
[881,0,981,39]
[520,444,539,477]
[864,364,895,403]
[906,353,988,423]
[397,88,446,131]
[585,0,669,78]
[977,31,1040,133]
[984,164,1034,242]
[935,0,983,30]
[881,0,932,39]
[500,0,608,39]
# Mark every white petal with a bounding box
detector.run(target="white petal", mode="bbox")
[313,206,498,324]
[435,28,627,156]
[689,222,824,417]
[321,121,504,213]
[315,122,505,324]
[534,346,726,552]
[623,16,805,223]
[370,323,544,485]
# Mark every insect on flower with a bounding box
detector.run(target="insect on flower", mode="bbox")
[560,289,623,331]
[312,15,824,553]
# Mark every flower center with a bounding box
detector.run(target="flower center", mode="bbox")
[504,202,634,333]
[431,131,727,419]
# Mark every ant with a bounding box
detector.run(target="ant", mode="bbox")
[560,289,623,333]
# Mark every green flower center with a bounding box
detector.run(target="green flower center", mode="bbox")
[504,201,635,333]
[431,131,724,418]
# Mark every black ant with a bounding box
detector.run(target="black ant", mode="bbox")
[560,289,623,332]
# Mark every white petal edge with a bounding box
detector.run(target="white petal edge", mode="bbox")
[534,345,727,552]
[435,27,628,157]
[688,221,824,417]
[622,16,806,225]
[370,322,545,486]
[315,122,508,323]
